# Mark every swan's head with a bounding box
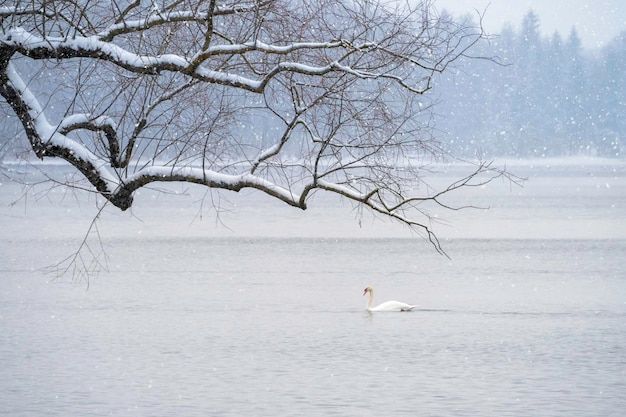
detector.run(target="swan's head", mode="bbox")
[363,286,373,296]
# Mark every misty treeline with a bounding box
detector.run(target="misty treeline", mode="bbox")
[436,10,625,159]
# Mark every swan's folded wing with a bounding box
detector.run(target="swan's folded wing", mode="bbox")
[371,300,415,312]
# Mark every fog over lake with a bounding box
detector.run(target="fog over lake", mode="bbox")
[1,158,625,416]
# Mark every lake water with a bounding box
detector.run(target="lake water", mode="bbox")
[1,158,625,416]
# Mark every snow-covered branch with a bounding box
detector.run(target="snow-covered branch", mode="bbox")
[96,2,264,41]
[1,26,433,94]
[123,166,301,208]
[0,0,509,255]
[0,57,302,210]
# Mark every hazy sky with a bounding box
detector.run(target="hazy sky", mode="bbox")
[432,0,625,48]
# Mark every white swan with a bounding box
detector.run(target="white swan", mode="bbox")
[363,286,416,312]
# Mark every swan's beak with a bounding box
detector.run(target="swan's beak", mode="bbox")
[363,289,367,296]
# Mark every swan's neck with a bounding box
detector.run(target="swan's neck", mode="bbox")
[366,290,374,310]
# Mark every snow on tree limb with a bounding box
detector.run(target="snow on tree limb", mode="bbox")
[1,27,433,94]
[0,0,512,256]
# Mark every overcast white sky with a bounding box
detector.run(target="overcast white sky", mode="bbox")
[432,0,626,49]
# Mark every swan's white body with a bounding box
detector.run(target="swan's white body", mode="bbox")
[363,286,416,312]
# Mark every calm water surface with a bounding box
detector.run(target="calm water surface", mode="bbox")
[1,160,625,416]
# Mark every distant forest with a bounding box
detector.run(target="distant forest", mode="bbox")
[435,10,625,159]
